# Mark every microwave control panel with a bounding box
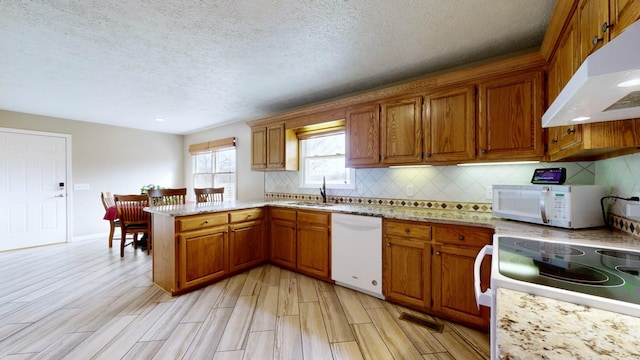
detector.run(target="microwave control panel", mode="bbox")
[548,192,570,220]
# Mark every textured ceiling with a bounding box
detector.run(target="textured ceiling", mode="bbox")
[0,1,556,135]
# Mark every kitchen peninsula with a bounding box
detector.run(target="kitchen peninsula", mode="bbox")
[146,200,640,337]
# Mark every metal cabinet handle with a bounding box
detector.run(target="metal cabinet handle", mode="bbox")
[435,251,441,255]
[386,242,391,247]
[55,194,64,198]
[551,139,558,144]
[566,128,575,135]
[425,153,432,158]
[480,149,487,154]
[602,22,612,33]
[458,235,465,241]
[204,220,209,224]
[404,228,410,233]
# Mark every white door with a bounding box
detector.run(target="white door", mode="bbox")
[0,129,69,251]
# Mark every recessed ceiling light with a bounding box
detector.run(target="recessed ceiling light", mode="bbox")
[155,118,165,122]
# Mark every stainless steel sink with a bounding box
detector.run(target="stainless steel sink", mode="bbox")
[287,201,334,207]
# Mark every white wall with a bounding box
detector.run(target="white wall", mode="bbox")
[183,121,264,201]
[0,110,184,238]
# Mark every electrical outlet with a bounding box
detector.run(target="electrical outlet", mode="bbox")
[485,186,493,200]
[406,183,414,197]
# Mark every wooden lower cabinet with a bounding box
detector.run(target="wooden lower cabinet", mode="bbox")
[151,208,266,295]
[383,219,492,330]
[178,225,228,290]
[432,243,491,329]
[383,234,431,309]
[269,208,331,281]
[229,220,264,273]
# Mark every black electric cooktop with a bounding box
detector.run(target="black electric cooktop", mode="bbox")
[498,237,640,306]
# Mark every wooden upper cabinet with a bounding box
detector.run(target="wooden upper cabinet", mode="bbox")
[251,126,267,170]
[478,70,544,161]
[251,123,298,171]
[424,86,476,162]
[380,96,423,165]
[547,13,582,157]
[345,103,380,167]
[578,0,611,63]
[610,0,640,38]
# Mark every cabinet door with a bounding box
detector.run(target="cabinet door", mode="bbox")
[432,244,491,329]
[296,223,330,280]
[424,86,476,162]
[178,225,228,290]
[229,220,264,273]
[478,70,544,161]
[610,0,640,38]
[266,123,285,169]
[380,96,422,164]
[578,0,610,63]
[251,126,267,170]
[270,219,297,270]
[345,103,380,167]
[383,236,430,309]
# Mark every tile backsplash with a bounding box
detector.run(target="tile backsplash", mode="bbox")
[265,161,596,203]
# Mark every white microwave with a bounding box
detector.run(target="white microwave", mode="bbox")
[492,184,607,229]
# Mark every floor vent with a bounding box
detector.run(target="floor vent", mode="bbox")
[399,312,444,333]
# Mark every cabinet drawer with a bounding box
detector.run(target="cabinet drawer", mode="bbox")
[385,220,431,240]
[271,208,297,222]
[297,210,330,226]
[230,208,264,223]
[178,213,228,232]
[433,226,492,247]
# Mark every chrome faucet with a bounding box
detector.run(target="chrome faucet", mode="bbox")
[320,176,327,203]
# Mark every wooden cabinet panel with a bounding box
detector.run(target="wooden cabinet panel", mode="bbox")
[345,103,380,167]
[383,235,431,309]
[266,123,286,169]
[385,221,432,239]
[610,0,640,38]
[251,123,298,171]
[270,218,297,269]
[478,70,544,161]
[178,213,228,232]
[178,226,228,290]
[251,127,267,170]
[230,208,264,223]
[297,222,331,280]
[433,225,493,248]
[380,96,423,164]
[424,86,476,162]
[432,243,491,329]
[578,0,611,63]
[297,210,330,226]
[229,220,265,273]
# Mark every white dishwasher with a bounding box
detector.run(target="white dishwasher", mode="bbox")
[331,213,384,299]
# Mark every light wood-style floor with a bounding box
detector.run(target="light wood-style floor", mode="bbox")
[0,238,490,359]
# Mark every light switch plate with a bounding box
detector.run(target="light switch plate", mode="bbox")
[74,183,90,190]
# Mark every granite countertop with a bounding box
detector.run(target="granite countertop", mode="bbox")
[497,288,640,359]
[145,199,640,251]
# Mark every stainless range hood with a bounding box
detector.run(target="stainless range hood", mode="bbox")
[542,19,640,128]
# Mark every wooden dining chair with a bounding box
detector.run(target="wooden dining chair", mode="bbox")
[147,188,187,206]
[100,192,121,248]
[114,194,151,257]
[194,187,224,203]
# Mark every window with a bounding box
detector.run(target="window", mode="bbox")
[299,132,354,189]
[190,137,236,199]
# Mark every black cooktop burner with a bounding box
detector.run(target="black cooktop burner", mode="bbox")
[515,240,585,256]
[533,260,623,286]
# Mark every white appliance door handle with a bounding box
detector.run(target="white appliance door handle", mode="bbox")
[474,244,493,309]
[540,187,549,223]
